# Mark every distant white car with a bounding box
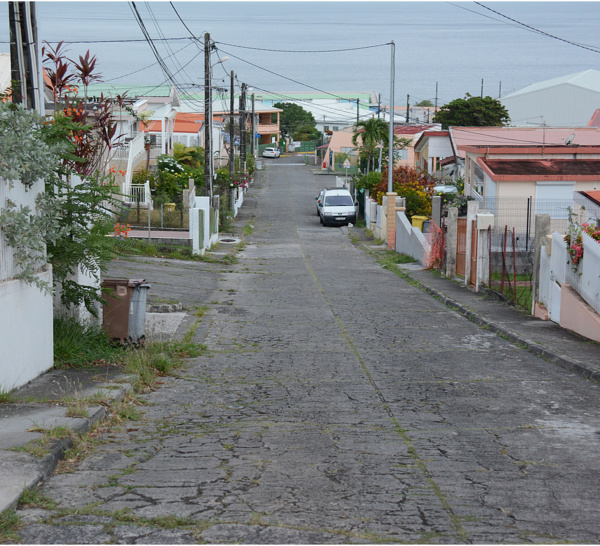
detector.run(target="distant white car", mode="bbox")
[262,147,281,158]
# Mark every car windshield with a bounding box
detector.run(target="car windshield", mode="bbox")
[325,195,353,206]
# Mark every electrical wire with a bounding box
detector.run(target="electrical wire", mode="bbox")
[213,40,392,54]
[472,2,600,55]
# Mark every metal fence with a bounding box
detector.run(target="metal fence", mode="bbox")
[476,197,575,309]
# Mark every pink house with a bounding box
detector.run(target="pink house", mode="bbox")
[448,127,600,202]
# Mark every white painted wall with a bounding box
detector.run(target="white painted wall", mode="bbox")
[0,268,53,390]
[394,211,429,265]
[0,177,54,390]
[190,196,219,255]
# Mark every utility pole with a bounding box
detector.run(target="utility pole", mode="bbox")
[251,93,256,160]
[204,32,212,199]
[9,2,43,113]
[387,40,395,194]
[229,70,235,180]
[239,83,246,172]
[377,93,381,119]
[356,98,359,124]
[406,94,409,123]
[435,82,438,114]
[481,78,484,98]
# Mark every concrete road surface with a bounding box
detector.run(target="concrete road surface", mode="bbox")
[11,155,600,544]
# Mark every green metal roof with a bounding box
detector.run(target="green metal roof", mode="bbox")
[85,84,174,98]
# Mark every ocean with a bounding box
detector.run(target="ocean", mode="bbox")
[1,1,599,107]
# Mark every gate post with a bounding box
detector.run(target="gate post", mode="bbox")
[386,192,397,250]
[464,200,479,287]
[531,214,552,315]
[445,207,458,278]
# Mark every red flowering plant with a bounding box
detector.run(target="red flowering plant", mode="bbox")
[564,207,600,272]
[40,41,125,313]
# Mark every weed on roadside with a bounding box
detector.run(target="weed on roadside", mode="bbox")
[123,339,206,393]
[0,386,14,404]
[53,317,123,369]
[0,509,20,543]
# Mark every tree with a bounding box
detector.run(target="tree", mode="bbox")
[416,99,434,107]
[352,118,389,174]
[274,102,320,141]
[433,94,509,129]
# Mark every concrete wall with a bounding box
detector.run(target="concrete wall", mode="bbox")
[0,268,54,390]
[394,211,429,265]
[0,177,54,391]
[190,196,219,255]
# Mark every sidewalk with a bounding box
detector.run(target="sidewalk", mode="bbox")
[347,225,600,384]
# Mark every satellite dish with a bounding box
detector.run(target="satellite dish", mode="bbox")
[565,133,575,145]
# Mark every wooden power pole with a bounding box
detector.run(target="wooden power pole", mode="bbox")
[229,70,235,180]
[204,32,212,198]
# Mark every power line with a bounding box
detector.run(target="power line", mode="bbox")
[213,40,392,54]
[473,2,600,55]
[215,46,376,106]
[0,36,194,45]
[104,41,196,82]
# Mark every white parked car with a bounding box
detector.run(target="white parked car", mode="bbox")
[317,188,357,227]
[262,147,281,158]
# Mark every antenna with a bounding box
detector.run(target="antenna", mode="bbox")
[565,133,575,145]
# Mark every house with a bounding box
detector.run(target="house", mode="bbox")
[413,131,451,174]
[319,127,356,170]
[501,69,600,127]
[179,94,282,159]
[392,124,438,169]
[447,126,600,232]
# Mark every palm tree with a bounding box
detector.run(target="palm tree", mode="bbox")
[352,118,389,174]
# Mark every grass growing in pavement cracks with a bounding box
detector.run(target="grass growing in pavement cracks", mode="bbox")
[0,509,20,542]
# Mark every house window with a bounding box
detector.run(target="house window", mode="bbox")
[341,147,356,156]
[333,126,339,131]
[324,126,329,132]
[394,149,408,160]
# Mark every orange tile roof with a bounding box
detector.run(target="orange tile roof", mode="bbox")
[143,112,226,134]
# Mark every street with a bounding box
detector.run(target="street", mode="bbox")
[12,156,600,544]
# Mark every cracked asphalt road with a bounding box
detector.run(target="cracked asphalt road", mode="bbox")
[11,157,600,543]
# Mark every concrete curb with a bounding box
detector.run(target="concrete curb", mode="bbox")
[0,383,131,514]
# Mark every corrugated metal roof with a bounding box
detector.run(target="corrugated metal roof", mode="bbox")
[449,126,600,157]
[86,83,174,99]
[503,69,600,99]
